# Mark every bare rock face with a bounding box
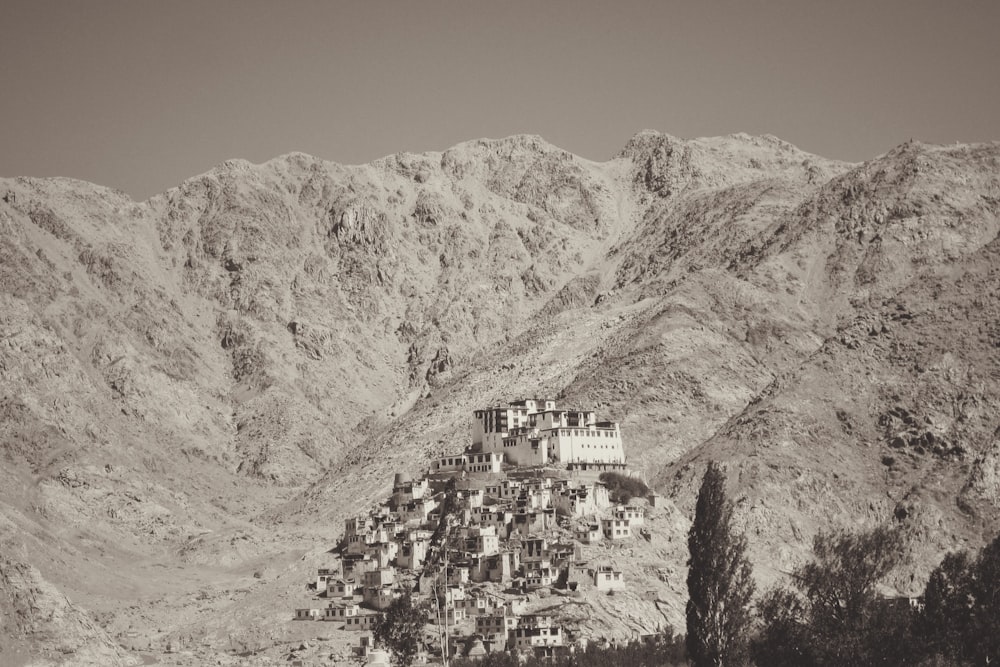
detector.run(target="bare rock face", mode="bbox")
[0,517,134,667]
[2,132,1000,655]
[966,435,1000,506]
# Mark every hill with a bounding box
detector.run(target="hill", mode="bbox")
[0,132,998,663]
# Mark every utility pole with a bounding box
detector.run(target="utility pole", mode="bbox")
[443,524,450,667]
[432,576,445,665]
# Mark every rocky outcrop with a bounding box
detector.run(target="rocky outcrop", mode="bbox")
[0,515,134,666]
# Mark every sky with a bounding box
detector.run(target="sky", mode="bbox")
[1,0,998,201]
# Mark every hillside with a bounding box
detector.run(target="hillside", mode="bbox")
[1,132,998,664]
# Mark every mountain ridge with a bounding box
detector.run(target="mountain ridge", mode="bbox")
[1,131,998,664]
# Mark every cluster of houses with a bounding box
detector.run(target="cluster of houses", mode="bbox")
[293,400,649,660]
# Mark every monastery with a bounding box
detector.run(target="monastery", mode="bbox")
[293,400,649,662]
[472,398,626,470]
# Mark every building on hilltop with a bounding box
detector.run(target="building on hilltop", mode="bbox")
[472,399,626,469]
[431,451,504,475]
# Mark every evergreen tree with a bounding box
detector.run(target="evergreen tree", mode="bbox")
[686,461,755,667]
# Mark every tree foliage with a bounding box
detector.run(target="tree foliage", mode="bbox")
[686,461,755,667]
[599,471,649,504]
[450,631,687,667]
[373,593,428,667]
[918,550,974,663]
[916,533,1000,665]
[752,524,912,667]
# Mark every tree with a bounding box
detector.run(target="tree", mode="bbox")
[919,550,974,663]
[753,587,817,667]
[599,471,649,504]
[752,524,912,667]
[373,593,428,667]
[686,461,755,667]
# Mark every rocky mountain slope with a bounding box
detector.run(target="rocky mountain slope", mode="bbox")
[1,131,998,663]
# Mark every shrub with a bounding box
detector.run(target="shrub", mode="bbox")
[599,471,649,504]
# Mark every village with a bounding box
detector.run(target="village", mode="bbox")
[293,399,658,664]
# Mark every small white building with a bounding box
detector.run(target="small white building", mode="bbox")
[613,505,645,527]
[466,525,500,557]
[344,613,379,631]
[323,603,360,621]
[316,567,339,590]
[509,616,563,650]
[326,578,360,599]
[601,517,631,540]
[592,565,625,591]
[524,564,558,589]
[575,522,602,545]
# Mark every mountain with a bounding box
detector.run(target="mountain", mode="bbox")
[1,132,998,663]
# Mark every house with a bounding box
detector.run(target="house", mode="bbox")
[316,567,339,590]
[497,480,523,502]
[553,483,610,517]
[460,488,485,509]
[344,516,373,537]
[344,612,379,630]
[524,563,558,590]
[363,568,395,588]
[465,525,499,557]
[408,528,433,542]
[476,611,519,638]
[547,542,576,567]
[515,486,551,511]
[431,451,505,475]
[445,564,470,586]
[457,594,494,617]
[345,533,372,555]
[442,606,467,625]
[369,541,398,568]
[294,608,321,620]
[342,554,377,580]
[521,537,548,563]
[613,505,645,527]
[601,517,631,540]
[472,508,513,539]
[567,562,592,589]
[353,635,376,659]
[362,586,398,611]
[398,539,429,570]
[593,565,625,591]
[509,615,563,650]
[399,497,438,525]
[471,550,519,584]
[575,523,602,545]
[391,473,430,508]
[511,509,552,537]
[323,603,360,621]
[326,578,359,599]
